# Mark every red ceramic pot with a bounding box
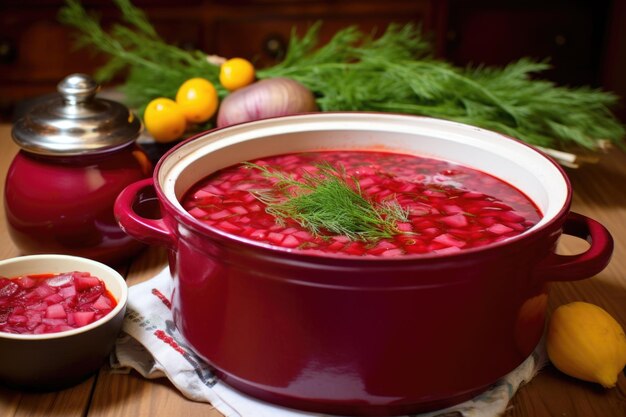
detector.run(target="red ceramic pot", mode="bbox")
[115,113,613,416]
[5,147,151,265]
[4,74,152,266]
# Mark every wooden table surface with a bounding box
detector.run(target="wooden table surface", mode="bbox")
[0,123,624,417]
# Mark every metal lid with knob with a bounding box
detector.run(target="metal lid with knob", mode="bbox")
[12,73,142,156]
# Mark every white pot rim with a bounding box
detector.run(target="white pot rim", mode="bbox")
[154,112,571,257]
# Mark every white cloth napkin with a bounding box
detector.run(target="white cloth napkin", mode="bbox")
[111,267,548,417]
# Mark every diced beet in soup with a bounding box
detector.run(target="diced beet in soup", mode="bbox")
[182,150,542,256]
[0,271,117,334]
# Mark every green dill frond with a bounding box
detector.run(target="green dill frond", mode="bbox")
[113,0,160,40]
[246,162,408,242]
[260,24,624,150]
[58,0,224,114]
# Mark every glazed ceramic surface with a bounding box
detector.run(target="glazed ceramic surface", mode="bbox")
[0,254,127,390]
[5,73,152,266]
[5,146,151,265]
[115,113,613,416]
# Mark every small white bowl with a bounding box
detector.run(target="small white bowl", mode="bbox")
[0,254,128,390]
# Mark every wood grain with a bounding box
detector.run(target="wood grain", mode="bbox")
[0,122,625,416]
[89,371,221,417]
[0,378,95,417]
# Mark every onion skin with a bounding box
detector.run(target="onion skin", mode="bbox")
[216,77,318,127]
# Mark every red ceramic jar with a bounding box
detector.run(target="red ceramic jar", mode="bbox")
[5,74,152,266]
[115,113,613,415]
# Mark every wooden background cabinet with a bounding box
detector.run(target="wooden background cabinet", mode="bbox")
[1,0,625,121]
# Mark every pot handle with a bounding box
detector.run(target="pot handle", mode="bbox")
[114,178,177,249]
[535,211,613,282]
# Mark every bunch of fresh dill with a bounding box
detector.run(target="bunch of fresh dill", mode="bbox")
[246,162,409,241]
[58,0,624,151]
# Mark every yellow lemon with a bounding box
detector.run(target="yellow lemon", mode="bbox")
[144,97,186,143]
[547,301,626,388]
[219,58,255,91]
[175,78,219,123]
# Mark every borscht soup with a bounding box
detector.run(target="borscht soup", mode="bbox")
[182,150,542,257]
[0,271,117,335]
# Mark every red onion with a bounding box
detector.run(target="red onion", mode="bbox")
[217,77,318,127]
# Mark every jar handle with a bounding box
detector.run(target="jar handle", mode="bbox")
[114,178,177,249]
[534,212,613,282]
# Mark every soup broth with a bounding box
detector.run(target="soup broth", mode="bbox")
[182,150,541,256]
